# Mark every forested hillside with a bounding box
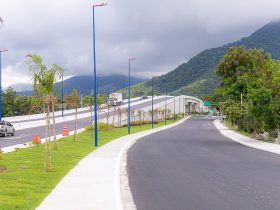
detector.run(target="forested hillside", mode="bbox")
[122,21,280,98]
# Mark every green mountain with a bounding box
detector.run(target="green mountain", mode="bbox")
[17,74,144,96]
[122,21,280,98]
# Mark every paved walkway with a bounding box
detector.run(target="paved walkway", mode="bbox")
[36,118,187,210]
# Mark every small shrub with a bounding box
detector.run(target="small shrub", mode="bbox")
[0,149,3,160]
[85,122,114,132]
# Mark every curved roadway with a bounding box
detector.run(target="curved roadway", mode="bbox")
[127,116,280,210]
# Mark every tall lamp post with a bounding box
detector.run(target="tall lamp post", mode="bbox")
[92,3,107,147]
[0,49,8,121]
[152,78,154,128]
[128,57,136,134]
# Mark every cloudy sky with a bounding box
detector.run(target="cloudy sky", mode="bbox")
[0,0,280,88]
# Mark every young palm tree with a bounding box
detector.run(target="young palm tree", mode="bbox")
[167,109,171,120]
[72,89,79,141]
[26,53,62,171]
[106,100,110,131]
[117,107,122,127]
[137,110,142,126]
[112,106,116,127]
[50,64,63,150]
[142,110,146,123]
[154,109,158,123]
[148,109,153,123]
[87,91,94,135]
[130,109,135,126]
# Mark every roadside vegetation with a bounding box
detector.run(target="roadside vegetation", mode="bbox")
[1,87,107,118]
[0,119,181,210]
[214,46,280,140]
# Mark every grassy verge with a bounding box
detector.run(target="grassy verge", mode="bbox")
[0,119,181,210]
[223,120,251,137]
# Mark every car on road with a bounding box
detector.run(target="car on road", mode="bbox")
[0,121,15,137]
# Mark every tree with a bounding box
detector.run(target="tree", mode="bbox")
[117,107,122,127]
[215,46,280,135]
[106,100,110,131]
[50,65,63,150]
[136,110,142,126]
[2,87,16,117]
[72,89,79,141]
[88,91,94,135]
[25,53,62,171]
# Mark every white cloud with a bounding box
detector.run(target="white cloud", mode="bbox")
[0,0,280,87]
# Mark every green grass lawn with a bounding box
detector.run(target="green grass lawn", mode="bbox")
[0,119,180,210]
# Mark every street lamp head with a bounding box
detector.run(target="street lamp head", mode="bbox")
[93,2,108,7]
[129,57,136,61]
[0,49,8,53]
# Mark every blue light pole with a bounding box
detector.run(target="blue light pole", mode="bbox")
[152,78,154,128]
[61,70,64,117]
[128,57,136,134]
[92,3,107,147]
[0,49,8,121]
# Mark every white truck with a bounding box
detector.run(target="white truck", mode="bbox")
[109,93,123,106]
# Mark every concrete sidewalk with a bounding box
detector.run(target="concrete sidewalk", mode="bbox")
[37,118,188,210]
[214,119,280,155]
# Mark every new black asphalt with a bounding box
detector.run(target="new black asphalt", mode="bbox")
[127,116,280,210]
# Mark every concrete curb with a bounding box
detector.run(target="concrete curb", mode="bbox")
[214,119,280,155]
[119,117,190,210]
[36,117,189,210]
[2,128,85,153]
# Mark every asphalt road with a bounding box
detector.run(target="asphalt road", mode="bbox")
[7,98,138,124]
[127,116,280,210]
[0,97,169,148]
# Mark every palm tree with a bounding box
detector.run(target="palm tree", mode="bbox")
[112,106,116,127]
[142,110,146,123]
[167,109,171,120]
[148,109,153,123]
[72,89,79,141]
[26,53,62,171]
[117,107,122,127]
[137,110,142,126]
[130,109,135,126]
[50,64,63,150]
[106,100,110,131]
[87,91,94,135]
